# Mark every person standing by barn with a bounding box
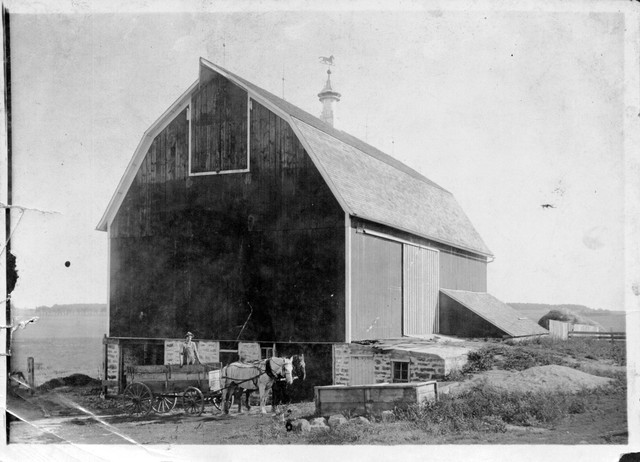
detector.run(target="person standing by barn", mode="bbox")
[180,332,202,366]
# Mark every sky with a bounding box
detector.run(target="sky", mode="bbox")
[5,2,635,312]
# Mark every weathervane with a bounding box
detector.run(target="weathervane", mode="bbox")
[317,55,340,126]
[319,55,335,67]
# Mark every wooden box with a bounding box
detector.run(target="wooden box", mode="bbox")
[314,381,438,417]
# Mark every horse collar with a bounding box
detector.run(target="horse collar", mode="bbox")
[265,358,276,379]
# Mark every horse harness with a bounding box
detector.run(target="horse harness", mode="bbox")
[221,357,286,390]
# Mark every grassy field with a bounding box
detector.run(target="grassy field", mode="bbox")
[11,337,105,386]
[10,313,106,386]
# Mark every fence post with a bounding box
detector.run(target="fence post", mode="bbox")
[27,357,34,394]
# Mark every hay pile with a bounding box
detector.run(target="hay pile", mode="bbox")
[443,365,613,395]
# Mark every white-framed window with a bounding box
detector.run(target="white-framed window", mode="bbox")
[188,77,251,176]
[392,360,410,383]
[261,347,274,359]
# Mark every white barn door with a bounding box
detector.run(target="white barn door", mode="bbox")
[349,355,375,385]
[403,245,439,335]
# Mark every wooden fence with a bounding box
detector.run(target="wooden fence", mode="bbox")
[568,331,626,341]
[549,320,624,341]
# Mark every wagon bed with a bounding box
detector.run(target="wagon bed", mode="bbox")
[123,362,222,417]
[125,363,222,393]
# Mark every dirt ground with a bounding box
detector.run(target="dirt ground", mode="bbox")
[8,388,318,445]
[7,364,627,446]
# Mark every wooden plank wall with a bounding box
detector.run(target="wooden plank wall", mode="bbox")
[549,319,570,340]
[191,75,247,173]
[351,233,402,340]
[350,219,488,294]
[109,71,345,343]
[403,245,439,335]
[349,219,487,340]
[315,382,437,416]
[349,355,375,385]
[439,251,487,292]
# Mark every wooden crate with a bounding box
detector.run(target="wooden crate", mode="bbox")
[315,381,438,416]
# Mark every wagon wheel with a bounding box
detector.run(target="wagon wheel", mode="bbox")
[182,387,204,416]
[122,382,153,417]
[152,395,177,414]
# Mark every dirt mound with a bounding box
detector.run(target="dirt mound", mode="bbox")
[443,365,613,395]
[495,365,613,393]
[38,374,101,392]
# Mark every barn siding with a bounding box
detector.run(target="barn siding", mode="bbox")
[349,218,487,340]
[351,232,402,340]
[351,218,487,293]
[403,246,439,335]
[110,72,345,343]
[191,74,248,173]
[439,251,487,292]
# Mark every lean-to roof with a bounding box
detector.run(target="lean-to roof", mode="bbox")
[441,289,549,337]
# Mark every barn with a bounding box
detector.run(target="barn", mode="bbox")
[97,58,546,394]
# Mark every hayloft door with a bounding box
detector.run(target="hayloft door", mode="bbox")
[403,245,439,335]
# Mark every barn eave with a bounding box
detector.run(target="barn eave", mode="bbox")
[356,218,493,259]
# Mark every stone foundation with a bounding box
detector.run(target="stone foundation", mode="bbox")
[105,342,120,395]
[333,342,470,385]
[333,344,351,385]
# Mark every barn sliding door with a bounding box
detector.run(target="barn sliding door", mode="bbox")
[351,233,402,340]
[403,245,439,335]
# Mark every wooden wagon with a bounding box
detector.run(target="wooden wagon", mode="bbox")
[123,363,222,417]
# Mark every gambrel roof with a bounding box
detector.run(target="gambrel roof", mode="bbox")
[97,58,492,257]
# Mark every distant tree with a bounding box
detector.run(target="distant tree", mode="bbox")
[35,304,106,316]
[537,308,600,329]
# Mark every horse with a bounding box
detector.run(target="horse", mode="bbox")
[271,354,306,412]
[220,357,293,414]
[232,354,306,414]
[294,354,306,381]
